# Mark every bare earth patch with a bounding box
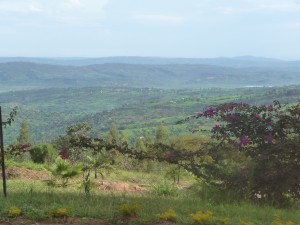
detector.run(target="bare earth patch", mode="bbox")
[6,167,50,181]
[98,181,149,193]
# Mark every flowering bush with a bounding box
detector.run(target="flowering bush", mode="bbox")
[197,101,300,204]
[159,209,177,222]
[190,211,213,224]
[51,207,70,218]
[270,215,300,225]
[7,206,22,217]
[119,202,141,217]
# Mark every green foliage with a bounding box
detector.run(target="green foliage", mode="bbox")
[190,211,213,225]
[6,143,32,162]
[271,216,299,225]
[2,85,300,145]
[17,120,31,144]
[30,144,57,164]
[197,101,300,204]
[171,135,209,151]
[106,123,120,145]
[135,137,147,152]
[159,209,177,222]
[7,206,22,217]
[1,106,17,128]
[151,183,178,196]
[51,207,70,218]
[53,123,93,162]
[155,123,169,144]
[46,158,82,187]
[119,202,141,217]
[0,186,300,224]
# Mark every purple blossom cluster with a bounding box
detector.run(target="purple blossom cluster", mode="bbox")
[240,136,250,147]
[197,107,217,118]
[225,114,239,123]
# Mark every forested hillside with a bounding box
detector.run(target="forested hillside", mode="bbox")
[1,61,300,91]
[1,85,300,144]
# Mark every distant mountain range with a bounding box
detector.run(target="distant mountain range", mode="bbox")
[0,56,300,91]
[1,56,300,68]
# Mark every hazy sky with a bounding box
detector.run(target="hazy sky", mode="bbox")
[1,0,300,59]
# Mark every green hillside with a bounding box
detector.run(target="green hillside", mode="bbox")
[1,85,300,145]
[1,62,300,91]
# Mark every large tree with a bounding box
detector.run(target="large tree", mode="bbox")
[17,120,31,144]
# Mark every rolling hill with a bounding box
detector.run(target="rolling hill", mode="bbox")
[1,61,300,91]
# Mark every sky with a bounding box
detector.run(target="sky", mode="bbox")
[0,0,300,59]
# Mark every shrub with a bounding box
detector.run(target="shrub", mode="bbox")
[7,206,22,217]
[271,216,298,225]
[159,209,177,222]
[51,208,70,218]
[190,211,213,225]
[46,158,82,187]
[30,145,47,163]
[151,183,178,196]
[196,101,300,204]
[119,202,141,217]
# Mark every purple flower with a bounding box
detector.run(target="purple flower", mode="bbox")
[225,114,239,123]
[240,136,250,147]
[204,107,216,118]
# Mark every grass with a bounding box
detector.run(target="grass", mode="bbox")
[1,160,300,224]
[6,159,46,170]
[0,179,300,224]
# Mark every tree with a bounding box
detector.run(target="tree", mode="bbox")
[196,101,300,204]
[53,123,92,161]
[17,120,31,144]
[155,124,169,144]
[30,144,57,164]
[135,137,147,152]
[142,130,152,145]
[106,123,119,145]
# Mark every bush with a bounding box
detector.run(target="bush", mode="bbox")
[30,144,57,164]
[190,211,213,225]
[196,101,300,204]
[159,209,177,222]
[151,183,178,196]
[51,208,70,218]
[7,206,22,217]
[119,202,141,217]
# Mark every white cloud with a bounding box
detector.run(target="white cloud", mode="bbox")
[133,14,184,25]
[258,2,300,12]
[0,0,109,23]
[200,0,300,15]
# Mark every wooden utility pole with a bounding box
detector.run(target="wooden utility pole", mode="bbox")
[0,106,7,197]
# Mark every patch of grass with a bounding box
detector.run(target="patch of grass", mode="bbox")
[0,186,299,224]
[6,160,46,171]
